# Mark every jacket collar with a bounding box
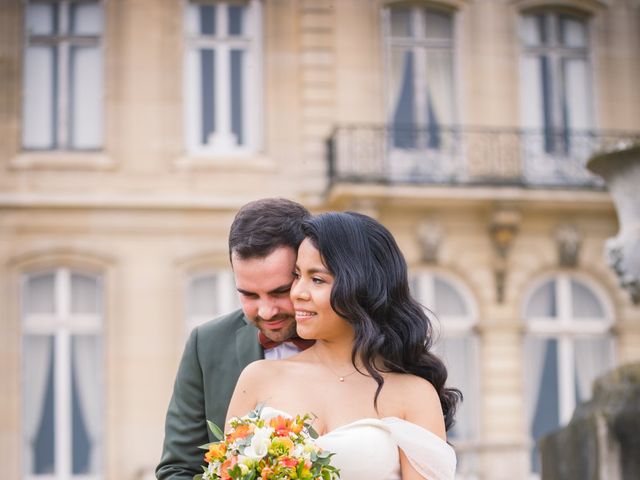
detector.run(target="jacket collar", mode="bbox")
[235,318,263,366]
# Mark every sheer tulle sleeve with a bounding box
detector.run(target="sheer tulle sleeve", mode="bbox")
[382,417,457,480]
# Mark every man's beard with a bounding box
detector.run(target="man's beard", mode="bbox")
[254,313,297,342]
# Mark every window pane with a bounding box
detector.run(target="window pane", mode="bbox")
[69,46,103,149]
[434,277,466,316]
[24,272,56,315]
[520,55,544,129]
[390,48,416,148]
[24,335,56,474]
[562,58,591,131]
[560,16,586,48]
[71,273,101,315]
[574,338,611,402]
[26,2,57,35]
[70,1,103,36]
[423,9,453,40]
[228,4,246,36]
[23,46,57,149]
[526,280,557,318]
[437,336,478,440]
[570,279,603,319]
[425,48,455,127]
[199,4,216,35]
[72,335,102,474]
[230,49,245,146]
[200,49,216,144]
[527,338,559,474]
[188,275,218,317]
[390,7,412,37]
[521,14,545,46]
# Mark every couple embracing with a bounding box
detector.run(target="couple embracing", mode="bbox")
[156,198,461,480]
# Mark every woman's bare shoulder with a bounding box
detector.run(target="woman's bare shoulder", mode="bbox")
[239,358,287,382]
[382,373,446,439]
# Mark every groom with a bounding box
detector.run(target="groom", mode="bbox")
[156,198,312,479]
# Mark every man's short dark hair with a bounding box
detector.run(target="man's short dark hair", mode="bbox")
[229,198,310,260]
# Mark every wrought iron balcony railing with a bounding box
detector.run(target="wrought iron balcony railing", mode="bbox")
[327,125,640,188]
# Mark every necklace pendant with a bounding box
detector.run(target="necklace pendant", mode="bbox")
[339,377,345,382]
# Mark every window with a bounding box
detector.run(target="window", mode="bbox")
[384,5,456,151]
[523,274,613,474]
[184,1,263,155]
[520,11,593,177]
[22,1,104,150]
[186,269,240,333]
[412,272,479,478]
[22,269,103,479]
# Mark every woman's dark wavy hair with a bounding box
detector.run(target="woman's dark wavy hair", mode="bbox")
[301,211,461,431]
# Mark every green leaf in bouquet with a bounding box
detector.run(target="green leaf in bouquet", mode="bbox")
[307,425,319,439]
[226,464,243,479]
[242,470,256,480]
[193,474,203,480]
[207,420,224,440]
[250,402,265,419]
[198,441,214,450]
[317,450,335,461]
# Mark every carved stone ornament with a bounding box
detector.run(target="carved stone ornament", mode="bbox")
[416,220,443,264]
[555,224,582,267]
[489,208,521,258]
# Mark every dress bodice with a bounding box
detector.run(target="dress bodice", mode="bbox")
[260,407,456,480]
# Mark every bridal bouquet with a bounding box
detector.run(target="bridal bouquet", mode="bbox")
[195,405,340,480]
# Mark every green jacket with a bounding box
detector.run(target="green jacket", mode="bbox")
[156,309,263,479]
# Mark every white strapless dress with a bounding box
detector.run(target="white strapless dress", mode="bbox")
[260,407,456,480]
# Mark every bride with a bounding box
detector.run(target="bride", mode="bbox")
[226,211,461,480]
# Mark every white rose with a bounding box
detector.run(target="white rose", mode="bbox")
[243,426,273,460]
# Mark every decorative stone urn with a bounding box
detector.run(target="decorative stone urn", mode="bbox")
[587,145,640,304]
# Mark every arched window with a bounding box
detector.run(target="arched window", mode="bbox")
[412,271,479,477]
[185,269,240,333]
[22,268,103,479]
[523,273,613,474]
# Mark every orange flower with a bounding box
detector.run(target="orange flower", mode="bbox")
[279,456,299,468]
[260,466,274,480]
[204,442,226,463]
[220,455,238,480]
[269,415,300,437]
[226,423,254,443]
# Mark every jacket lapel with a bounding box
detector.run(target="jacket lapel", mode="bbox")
[235,320,263,369]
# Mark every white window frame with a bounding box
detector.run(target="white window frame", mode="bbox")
[183,0,263,157]
[185,269,240,335]
[383,5,457,130]
[21,268,103,480]
[381,4,461,180]
[22,0,104,151]
[522,272,614,476]
[520,11,593,132]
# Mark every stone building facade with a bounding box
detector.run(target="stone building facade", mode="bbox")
[1,1,640,479]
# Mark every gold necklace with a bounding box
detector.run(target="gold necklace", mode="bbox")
[313,349,358,382]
